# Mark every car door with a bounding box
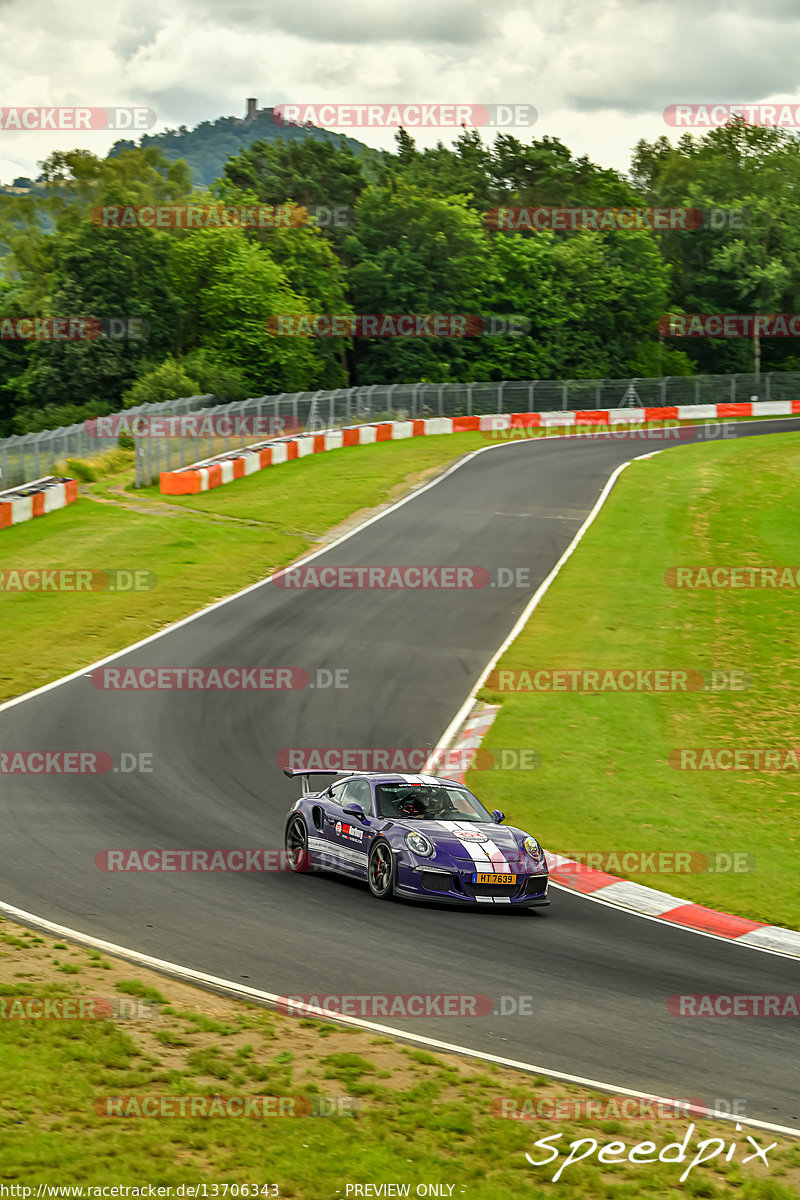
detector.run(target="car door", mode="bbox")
[315,779,351,873]
[326,778,371,878]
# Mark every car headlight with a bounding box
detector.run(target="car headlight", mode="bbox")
[405,831,434,857]
[524,836,544,861]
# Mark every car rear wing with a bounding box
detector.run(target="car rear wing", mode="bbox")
[283,767,357,796]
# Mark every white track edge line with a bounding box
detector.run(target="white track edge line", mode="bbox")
[2,422,798,1119]
[0,897,796,1140]
[424,444,800,961]
[424,452,640,765]
[547,880,800,959]
[0,436,514,717]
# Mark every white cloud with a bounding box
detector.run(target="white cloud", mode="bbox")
[2,0,800,182]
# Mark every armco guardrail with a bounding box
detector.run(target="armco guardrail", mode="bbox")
[135,371,800,488]
[0,475,79,531]
[0,394,213,491]
[159,401,800,496]
[3,373,797,490]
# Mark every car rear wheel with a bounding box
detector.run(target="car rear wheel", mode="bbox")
[285,815,312,872]
[367,840,395,900]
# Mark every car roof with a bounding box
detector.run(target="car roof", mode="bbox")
[332,772,465,786]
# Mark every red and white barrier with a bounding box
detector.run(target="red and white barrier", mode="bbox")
[0,476,79,532]
[159,401,800,496]
[437,702,800,954]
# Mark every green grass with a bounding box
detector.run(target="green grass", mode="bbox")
[1,985,798,1194]
[0,433,487,702]
[475,432,800,929]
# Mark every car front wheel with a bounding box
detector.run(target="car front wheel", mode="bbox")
[367,840,396,900]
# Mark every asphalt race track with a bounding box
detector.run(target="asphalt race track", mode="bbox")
[1,418,798,1127]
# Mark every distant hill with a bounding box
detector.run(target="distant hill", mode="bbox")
[107,99,374,188]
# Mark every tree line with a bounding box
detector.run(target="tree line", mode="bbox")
[1,120,798,436]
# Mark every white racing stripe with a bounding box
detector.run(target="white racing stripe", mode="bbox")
[435,820,516,904]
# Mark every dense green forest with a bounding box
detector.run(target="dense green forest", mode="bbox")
[1,117,799,436]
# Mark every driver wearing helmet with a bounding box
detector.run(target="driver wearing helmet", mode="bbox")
[396,790,427,819]
[396,786,452,820]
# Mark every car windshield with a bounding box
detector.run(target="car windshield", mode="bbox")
[374,783,491,822]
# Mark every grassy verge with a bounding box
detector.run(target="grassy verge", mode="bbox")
[474,432,800,929]
[1,916,797,1195]
[0,433,487,702]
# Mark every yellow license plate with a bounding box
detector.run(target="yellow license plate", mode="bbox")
[474,873,517,885]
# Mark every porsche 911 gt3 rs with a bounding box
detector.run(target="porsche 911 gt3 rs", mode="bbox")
[283,769,549,907]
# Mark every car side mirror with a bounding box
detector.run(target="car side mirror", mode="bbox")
[492,809,505,824]
[342,803,367,821]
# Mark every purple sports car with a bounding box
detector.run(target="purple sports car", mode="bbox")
[283,769,549,907]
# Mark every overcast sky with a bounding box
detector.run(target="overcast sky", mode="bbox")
[1,0,799,184]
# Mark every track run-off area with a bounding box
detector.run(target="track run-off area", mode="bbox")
[1,418,798,1130]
